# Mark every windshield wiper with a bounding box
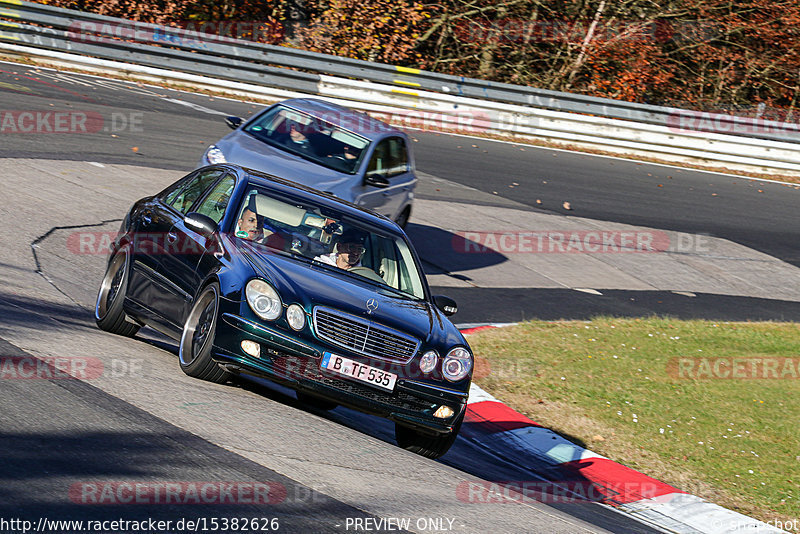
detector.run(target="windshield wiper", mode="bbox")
[376,284,421,300]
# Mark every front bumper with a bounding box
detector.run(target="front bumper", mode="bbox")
[212,312,468,435]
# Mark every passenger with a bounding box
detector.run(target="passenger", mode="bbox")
[327,144,361,172]
[342,145,360,160]
[315,228,367,270]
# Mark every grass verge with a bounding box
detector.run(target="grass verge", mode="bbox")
[467,317,800,524]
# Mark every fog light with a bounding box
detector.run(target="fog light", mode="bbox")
[286,304,306,331]
[240,340,260,358]
[433,405,455,419]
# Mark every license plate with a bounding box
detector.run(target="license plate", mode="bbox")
[321,352,397,392]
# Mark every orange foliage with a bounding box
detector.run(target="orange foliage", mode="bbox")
[27,0,800,111]
[293,0,428,64]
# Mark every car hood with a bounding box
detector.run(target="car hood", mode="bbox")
[236,240,448,344]
[219,132,354,193]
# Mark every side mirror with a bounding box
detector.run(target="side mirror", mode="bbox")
[225,116,244,130]
[433,295,458,316]
[364,172,390,188]
[184,212,218,237]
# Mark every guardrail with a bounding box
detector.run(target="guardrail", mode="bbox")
[1,0,800,175]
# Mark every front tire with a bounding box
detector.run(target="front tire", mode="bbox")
[95,244,140,337]
[395,412,464,459]
[179,282,231,384]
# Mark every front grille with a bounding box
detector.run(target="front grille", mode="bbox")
[313,306,420,364]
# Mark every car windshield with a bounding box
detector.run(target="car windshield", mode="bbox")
[232,186,426,299]
[243,105,371,174]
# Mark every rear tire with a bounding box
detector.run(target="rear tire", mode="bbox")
[95,244,140,337]
[297,392,338,411]
[179,282,231,384]
[395,412,464,459]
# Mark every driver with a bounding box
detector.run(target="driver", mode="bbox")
[236,205,282,248]
[314,228,366,270]
[237,207,264,241]
[286,120,315,155]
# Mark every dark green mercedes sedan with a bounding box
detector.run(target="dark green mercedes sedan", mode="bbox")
[95,164,471,458]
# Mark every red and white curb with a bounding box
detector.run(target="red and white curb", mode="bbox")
[459,327,783,534]
[457,323,517,336]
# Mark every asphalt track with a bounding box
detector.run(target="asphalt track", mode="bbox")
[0,62,797,533]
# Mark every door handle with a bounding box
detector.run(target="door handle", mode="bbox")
[141,212,152,226]
[167,232,178,243]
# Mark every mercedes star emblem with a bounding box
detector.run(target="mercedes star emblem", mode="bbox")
[366,298,378,314]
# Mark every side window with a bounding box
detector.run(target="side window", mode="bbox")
[366,140,388,176]
[386,137,408,177]
[194,174,235,224]
[167,169,224,215]
[366,138,408,178]
[245,106,283,139]
[162,175,192,206]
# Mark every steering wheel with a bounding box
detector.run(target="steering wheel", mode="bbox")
[347,266,385,283]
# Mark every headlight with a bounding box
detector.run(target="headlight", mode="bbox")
[286,304,306,330]
[245,279,281,321]
[205,145,227,164]
[419,351,438,374]
[442,347,472,382]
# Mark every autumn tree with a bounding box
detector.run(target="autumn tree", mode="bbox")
[28,0,800,113]
[293,0,429,64]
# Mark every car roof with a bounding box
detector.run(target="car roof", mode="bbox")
[277,98,404,142]
[224,164,402,235]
